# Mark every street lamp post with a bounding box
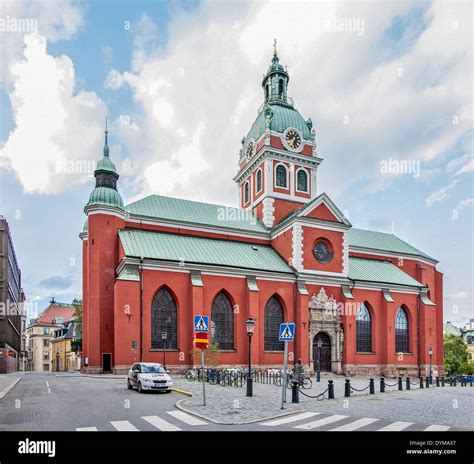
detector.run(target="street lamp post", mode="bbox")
[428,346,433,385]
[316,338,322,382]
[246,315,256,397]
[161,331,167,371]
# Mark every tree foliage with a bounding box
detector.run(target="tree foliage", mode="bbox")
[444,333,470,375]
[190,342,221,367]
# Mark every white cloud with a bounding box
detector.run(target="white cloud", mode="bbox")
[105,0,471,206]
[0,33,106,193]
[456,159,474,175]
[455,198,474,211]
[425,179,460,206]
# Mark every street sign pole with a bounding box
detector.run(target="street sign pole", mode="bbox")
[201,348,206,406]
[281,340,288,409]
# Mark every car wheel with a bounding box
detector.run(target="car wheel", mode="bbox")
[166,390,172,393]
[127,379,133,390]
[138,381,143,393]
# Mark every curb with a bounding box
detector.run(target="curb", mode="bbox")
[174,397,302,425]
[172,387,193,397]
[0,377,21,400]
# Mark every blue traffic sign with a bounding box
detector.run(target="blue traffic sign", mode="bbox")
[194,315,209,333]
[279,323,295,341]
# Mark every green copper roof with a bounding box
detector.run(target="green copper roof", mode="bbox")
[126,194,267,233]
[88,186,124,209]
[83,220,88,232]
[348,257,422,287]
[118,229,293,274]
[96,154,117,174]
[242,103,312,160]
[349,228,436,262]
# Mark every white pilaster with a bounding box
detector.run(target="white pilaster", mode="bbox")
[292,223,304,271]
[262,197,275,228]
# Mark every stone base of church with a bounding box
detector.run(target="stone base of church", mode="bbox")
[81,366,104,374]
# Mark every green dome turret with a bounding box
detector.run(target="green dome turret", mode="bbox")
[86,119,124,210]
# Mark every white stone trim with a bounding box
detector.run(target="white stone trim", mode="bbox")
[262,197,275,228]
[295,167,310,193]
[349,246,438,266]
[311,168,318,199]
[255,167,263,193]
[271,218,349,240]
[281,127,304,153]
[342,231,349,275]
[292,223,304,271]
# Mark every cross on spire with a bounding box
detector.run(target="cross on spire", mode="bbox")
[273,38,278,57]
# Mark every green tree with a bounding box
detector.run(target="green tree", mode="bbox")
[444,333,469,375]
[71,299,82,353]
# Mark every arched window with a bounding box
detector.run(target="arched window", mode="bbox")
[297,169,308,192]
[151,287,177,349]
[256,169,262,192]
[211,292,234,350]
[264,296,284,351]
[244,182,249,204]
[265,84,269,101]
[395,308,409,353]
[275,165,287,188]
[278,79,284,97]
[356,303,372,352]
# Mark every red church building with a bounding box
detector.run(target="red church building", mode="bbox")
[80,48,443,377]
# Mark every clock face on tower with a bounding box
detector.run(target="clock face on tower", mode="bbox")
[284,129,302,150]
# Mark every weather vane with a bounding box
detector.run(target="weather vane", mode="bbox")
[273,38,277,56]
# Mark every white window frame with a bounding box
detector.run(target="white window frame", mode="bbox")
[256,167,263,193]
[295,167,309,193]
[274,163,289,189]
[243,180,250,205]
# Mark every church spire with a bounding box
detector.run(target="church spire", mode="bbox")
[262,39,289,104]
[103,116,110,157]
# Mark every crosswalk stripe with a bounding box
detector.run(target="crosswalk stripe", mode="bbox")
[111,420,139,431]
[377,421,413,431]
[76,427,98,431]
[166,410,207,426]
[143,415,182,431]
[424,425,450,431]
[330,418,380,431]
[261,412,320,427]
[295,415,349,430]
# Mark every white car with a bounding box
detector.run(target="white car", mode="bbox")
[127,362,173,393]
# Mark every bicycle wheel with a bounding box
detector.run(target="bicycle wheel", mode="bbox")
[302,378,312,389]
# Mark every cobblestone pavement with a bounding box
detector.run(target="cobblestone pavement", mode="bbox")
[172,375,474,429]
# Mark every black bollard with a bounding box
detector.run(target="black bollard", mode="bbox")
[441,376,445,387]
[449,378,453,387]
[344,379,351,397]
[426,377,429,388]
[420,377,424,389]
[380,377,385,393]
[328,380,335,399]
[436,376,440,387]
[369,378,375,394]
[291,380,299,403]
[406,377,411,390]
[453,378,457,387]
[398,376,403,391]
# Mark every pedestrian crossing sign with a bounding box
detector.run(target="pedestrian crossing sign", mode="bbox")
[194,315,209,333]
[279,322,295,341]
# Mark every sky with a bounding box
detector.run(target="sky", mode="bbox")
[0,0,472,327]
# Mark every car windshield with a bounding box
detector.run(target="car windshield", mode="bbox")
[141,365,165,373]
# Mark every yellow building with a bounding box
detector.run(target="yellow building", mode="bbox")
[51,320,81,372]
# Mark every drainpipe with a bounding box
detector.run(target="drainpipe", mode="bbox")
[417,290,421,378]
[140,257,144,363]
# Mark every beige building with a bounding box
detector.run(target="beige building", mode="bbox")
[26,299,75,372]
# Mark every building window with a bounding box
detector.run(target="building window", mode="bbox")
[43,328,49,335]
[211,292,234,350]
[151,287,177,349]
[296,169,308,192]
[279,79,284,97]
[356,303,372,352]
[43,339,50,347]
[244,182,250,204]
[43,364,49,371]
[264,296,284,351]
[265,84,269,100]
[275,165,287,188]
[256,169,262,193]
[395,308,409,353]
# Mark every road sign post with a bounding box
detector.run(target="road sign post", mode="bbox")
[279,322,295,410]
[201,348,206,406]
[193,315,209,406]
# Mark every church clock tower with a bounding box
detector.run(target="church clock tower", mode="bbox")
[234,41,323,228]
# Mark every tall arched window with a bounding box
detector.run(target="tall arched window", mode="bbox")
[395,307,409,353]
[256,169,262,192]
[244,182,249,204]
[151,287,177,349]
[265,84,269,101]
[211,292,234,350]
[275,165,287,188]
[356,303,372,352]
[297,169,308,192]
[278,79,284,97]
[264,296,284,351]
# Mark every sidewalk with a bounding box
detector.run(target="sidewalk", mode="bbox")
[0,374,22,400]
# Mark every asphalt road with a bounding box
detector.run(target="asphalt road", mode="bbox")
[0,373,471,432]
